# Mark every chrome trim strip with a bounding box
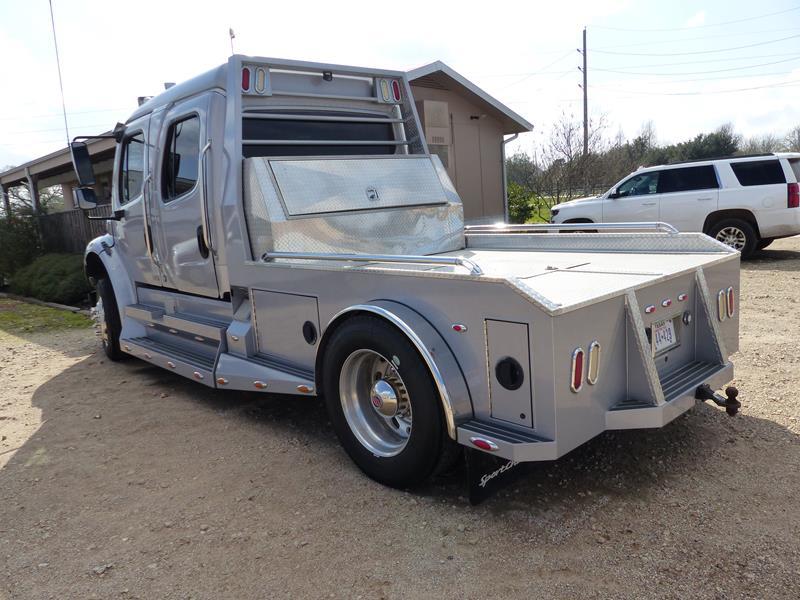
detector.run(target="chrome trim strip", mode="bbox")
[263,251,483,276]
[243,139,415,146]
[587,340,601,385]
[326,304,458,439]
[198,140,213,251]
[570,347,584,393]
[465,222,679,234]
[242,113,405,124]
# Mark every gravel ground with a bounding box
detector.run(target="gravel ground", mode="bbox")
[1,238,799,599]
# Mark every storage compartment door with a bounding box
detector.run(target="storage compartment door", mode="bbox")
[486,320,533,427]
[252,290,320,369]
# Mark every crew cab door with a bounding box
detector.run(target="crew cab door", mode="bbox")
[602,171,661,223]
[655,165,719,231]
[151,94,220,297]
[111,114,163,288]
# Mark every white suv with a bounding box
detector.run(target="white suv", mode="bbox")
[550,153,800,257]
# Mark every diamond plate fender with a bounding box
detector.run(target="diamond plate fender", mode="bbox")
[317,300,473,439]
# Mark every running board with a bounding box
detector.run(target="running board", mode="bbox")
[124,303,228,342]
[121,336,216,388]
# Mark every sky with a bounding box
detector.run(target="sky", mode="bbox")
[1,0,799,169]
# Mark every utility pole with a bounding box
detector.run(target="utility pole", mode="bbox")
[582,27,588,157]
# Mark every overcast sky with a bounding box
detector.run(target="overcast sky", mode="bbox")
[1,0,799,168]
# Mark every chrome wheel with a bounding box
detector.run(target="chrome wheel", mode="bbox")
[93,297,109,349]
[715,226,747,251]
[339,349,413,457]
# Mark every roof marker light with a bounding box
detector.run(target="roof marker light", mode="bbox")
[571,347,584,393]
[726,286,735,318]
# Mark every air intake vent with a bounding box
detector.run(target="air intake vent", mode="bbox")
[416,100,451,147]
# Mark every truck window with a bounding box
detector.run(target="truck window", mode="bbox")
[657,165,718,194]
[242,111,395,158]
[730,160,786,186]
[616,171,659,197]
[119,132,145,204]
[162,116,201,202]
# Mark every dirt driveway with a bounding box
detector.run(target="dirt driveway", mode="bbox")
[2,239,799,599]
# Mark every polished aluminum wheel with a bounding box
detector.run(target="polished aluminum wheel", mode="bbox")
[339,349,412,457]
[715,226,747,251]
[93,297,109,349]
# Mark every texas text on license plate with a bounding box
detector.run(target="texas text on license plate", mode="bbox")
[652,318,678,354]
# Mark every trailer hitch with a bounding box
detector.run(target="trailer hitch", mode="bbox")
[695,384,741,416]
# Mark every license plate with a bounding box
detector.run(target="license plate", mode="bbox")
[652,318,678,354]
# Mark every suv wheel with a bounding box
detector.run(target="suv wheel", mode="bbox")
[708,218,758,258]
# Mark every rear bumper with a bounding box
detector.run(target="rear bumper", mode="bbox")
[758,208,800,239]
[457,361,734,463]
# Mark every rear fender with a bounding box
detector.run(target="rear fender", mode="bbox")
[318,300,473,439]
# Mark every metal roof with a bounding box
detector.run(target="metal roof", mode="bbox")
[408,61,533,134]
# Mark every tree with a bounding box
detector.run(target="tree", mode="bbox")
[740,133,781,154]
[5,184,64,215]
[784,126,800,152]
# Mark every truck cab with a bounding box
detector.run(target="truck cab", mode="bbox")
[71,56,742,496]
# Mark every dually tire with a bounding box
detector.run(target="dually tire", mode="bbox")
[322,315,453,488]
[95,278,124,361]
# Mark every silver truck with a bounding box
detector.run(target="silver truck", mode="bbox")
[70,55,742,497]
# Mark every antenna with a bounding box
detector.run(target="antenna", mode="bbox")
[48,0,70,146]
[229,28,236,55]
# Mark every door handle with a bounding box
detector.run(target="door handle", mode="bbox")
[641,202,657,206]
[697,197,713,201]
[198,140,213,252]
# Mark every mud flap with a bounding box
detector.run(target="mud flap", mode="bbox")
[465,448,524,505]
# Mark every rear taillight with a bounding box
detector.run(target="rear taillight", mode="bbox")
[570,347,584,393]
[789,183,799,208]
[727,286,735,318]
[241,67,251,92]
[391,79,401,102]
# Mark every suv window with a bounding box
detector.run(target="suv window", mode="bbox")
[119,132,145,204]
[789,159,800,182]
[658,165,718,194]
[730,160,786,186]
[162,116,201,201]
[616,171,659,197]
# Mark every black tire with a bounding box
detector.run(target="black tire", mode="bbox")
[322,315,452,489]
[96,277,124,361]
[561,218,596,234]
[757,238,774,251]
[707,218,758,258]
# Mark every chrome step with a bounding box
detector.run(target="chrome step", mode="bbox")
[121,336,216,388]
[456,419,557,461]
[661,361,721,401]
[124,303,228,341]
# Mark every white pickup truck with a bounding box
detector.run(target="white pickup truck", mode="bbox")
[550,153,800,258]
[69,56,742,499]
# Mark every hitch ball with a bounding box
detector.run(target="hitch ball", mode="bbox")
[695,384,741,417]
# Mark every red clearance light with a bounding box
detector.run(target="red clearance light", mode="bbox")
[645,305,656,314]
[571,347,584,393]
[727,286,736,318]
[789,183,799,208]
[391,79,401,102]
[241,67,251,91]
[469,437,498,451]
[677,293,688,302]
[661,299,672,308]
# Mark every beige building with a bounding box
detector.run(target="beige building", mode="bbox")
[1,61,531,223]
[409,61,532,222]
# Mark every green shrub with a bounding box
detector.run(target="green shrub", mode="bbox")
[0,216,41,283]
[507,182,533,224]
[9,253,90,305]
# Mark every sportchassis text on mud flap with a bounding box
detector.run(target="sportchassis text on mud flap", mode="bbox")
[70,56,742,503]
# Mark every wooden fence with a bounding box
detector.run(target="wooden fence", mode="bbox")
[37,205,112,254]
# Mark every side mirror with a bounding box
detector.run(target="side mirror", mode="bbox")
[609,188,620,199]
[74,187,98,210]
[70,141,96,187]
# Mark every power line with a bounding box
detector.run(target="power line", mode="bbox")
[2,123,116,135]
[593,27,800,50]
[47,0,70,146]
[499,51,576,89]
[590,78,800,96]
[594,55,800,76]
[0,107,130,122]
[606,69,800,86]
[592,5,800,32]
[590,51,800,70]
[593,33,800,56]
